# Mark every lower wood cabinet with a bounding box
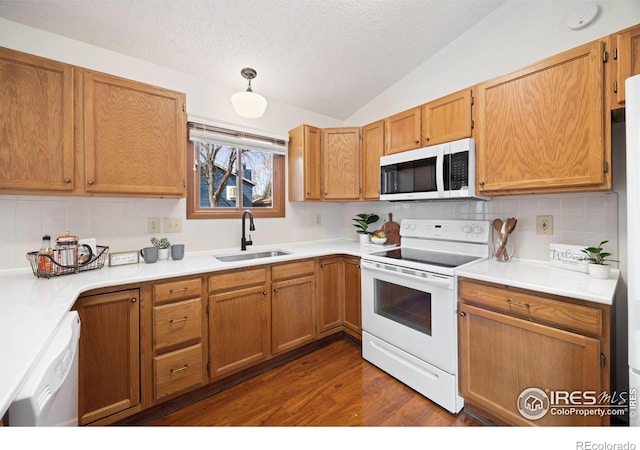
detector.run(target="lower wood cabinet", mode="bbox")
[458,278,610,426]
[271,260,316,354]
[342,256,362,337]
[208,267,270,379]
[74,288,140,425]
[317,257,344,336]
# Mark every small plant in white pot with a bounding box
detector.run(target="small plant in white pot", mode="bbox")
[352,213,379,245]
[581,240,618,279]
[151,237,171,260]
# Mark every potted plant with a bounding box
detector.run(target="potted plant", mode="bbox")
[151,237,171,260]
[580,240,618,279]
[352,213,379,244]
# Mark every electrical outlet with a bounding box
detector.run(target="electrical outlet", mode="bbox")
[315,213,322,225]
[147,217,161,234]
[536,215,553,235]
[164,217,182,233]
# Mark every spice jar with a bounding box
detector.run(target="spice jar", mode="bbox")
[38,235,54,274]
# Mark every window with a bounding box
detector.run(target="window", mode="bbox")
[187,122,287,219]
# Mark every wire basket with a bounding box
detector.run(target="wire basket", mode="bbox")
[26,245,109,278]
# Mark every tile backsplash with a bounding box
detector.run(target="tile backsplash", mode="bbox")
[0,191,619,271]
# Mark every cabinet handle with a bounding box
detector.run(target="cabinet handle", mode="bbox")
[459,312,466,317]
[87,180,95,185]
[170,287,188,294]
[356,265,360,269]
[479,181,485,186]
[320,264,325,268]
[506,299,529,309]
[131,298,137,303]
[63,178,71,184]
[170,317,188,323]
[273,288,279,293]
[170,364,188,373]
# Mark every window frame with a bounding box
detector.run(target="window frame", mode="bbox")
[186,137,286,220]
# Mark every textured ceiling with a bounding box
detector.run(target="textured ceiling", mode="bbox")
[0,0,505,120]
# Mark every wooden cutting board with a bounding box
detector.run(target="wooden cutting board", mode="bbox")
[381,213,401,245]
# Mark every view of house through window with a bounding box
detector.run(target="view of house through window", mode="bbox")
[187,123,286,219]
[197,143,274,209]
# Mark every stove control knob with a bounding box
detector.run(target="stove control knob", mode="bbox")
[463,226,472,233]
[473,226,483,234]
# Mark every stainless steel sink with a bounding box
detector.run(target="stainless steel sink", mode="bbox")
[215,250,291,263]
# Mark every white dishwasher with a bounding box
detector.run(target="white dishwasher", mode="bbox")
[9,311,80,426]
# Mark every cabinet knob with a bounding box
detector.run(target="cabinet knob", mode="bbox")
[414,140,420,144]
[263,290,267,295]
[459,311,466,317]
[479,181,485,186]
[87,180,95,185]
[273,288,279,293]
[320,264,325,268]
[63,178,71,184]
[131,298,137,303]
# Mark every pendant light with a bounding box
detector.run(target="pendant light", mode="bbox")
[231,67,268,119]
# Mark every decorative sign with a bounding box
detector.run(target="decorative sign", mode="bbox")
[549,243,589,273]
[109,250,140,267]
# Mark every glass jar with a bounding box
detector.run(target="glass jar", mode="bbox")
[493,239,514,262]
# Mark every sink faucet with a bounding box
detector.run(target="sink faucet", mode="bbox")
[241,210,255,251]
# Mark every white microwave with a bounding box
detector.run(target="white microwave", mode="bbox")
[379,138,484,201]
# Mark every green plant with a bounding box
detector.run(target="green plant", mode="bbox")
[352,213,379,235]
[581,240,618,265]
[151,237,171,249]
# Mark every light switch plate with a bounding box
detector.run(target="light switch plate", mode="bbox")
[536,215,553,235]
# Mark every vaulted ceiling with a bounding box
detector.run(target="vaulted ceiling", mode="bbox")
[0,0,505,119]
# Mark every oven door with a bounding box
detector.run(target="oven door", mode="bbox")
[360,259,457,374]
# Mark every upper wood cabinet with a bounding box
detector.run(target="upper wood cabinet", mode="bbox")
[288,124,322,201]
[609,23,640,109]
[475,40,609,195]
[361,120,384,199]
[421,88,473,146]
[322,127,361,200]
[0,47,75,192]
[384,106,421,155]
[80,70,187,197]
[0,46,187,198]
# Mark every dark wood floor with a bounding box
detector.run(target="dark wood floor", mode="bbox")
[147,339,482,426]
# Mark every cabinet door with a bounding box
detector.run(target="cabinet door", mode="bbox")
[421,88,473,146]
[459,303,603,426]
[74,289,140,425]
[272,275,316,354]
[475,40,607,195]
[0,47,74,192]
[209,285,270,378]
[362,120,384,199]
[288,124,321,201]
[322,127,361,200]
[384,106,421,155]
[81,70,186,197]
[317,257,343,335]
[343,256,362,337]
[612,24,640,108]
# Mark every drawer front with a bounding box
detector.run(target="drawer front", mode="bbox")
[153,298,202,351]
[153,343,203,401]
[459,280,603,336]
[272,259,315,281]
[153,278,202,304]
[209,267,267,293]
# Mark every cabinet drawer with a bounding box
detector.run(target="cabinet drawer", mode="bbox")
[153,298,202,351]
[153,343,203,400]
[272,260,315,281]
[209,267,267,293]
[153,278,201,304]
[459,280,603,337]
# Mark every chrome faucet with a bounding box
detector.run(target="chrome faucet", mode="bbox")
[241,210,255,251]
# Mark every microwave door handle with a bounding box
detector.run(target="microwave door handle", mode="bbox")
[436,146,445,197]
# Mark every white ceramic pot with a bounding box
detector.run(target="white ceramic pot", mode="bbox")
[588,263,611,279]
[158,248,170,260]
[359,233,371,245]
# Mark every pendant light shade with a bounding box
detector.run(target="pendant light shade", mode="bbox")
[231,67,267,119]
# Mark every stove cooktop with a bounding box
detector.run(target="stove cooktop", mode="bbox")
[369,247,482,269]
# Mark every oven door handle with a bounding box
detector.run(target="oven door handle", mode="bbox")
[361,260,453,289]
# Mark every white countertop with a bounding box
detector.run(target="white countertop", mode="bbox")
[0,242,619,419]
[0,238,386,417]
[456,257,619,305]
